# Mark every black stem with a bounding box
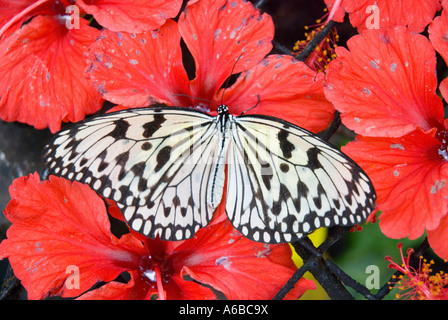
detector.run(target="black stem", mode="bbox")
[295,237,353,300]
[296,20,336,62]
[274,227,354,300]
[273,40,294,56]
[0,263,21,300]
[322,111,341,142]
[273,258,315,300]
[325,259,377,299]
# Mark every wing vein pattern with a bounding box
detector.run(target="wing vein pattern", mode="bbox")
[45,107,224,241]
[226,115,375,243]
[44,106,376,243]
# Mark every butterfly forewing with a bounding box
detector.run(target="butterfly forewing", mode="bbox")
[44,107,225,241]
[226,115,376,243]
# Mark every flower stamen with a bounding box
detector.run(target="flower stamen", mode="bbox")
[292,16,339,72]
[386,243,448,300]
[154,266,166,300]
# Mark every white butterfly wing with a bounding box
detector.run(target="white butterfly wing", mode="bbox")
[44,107,224,241]
[226,115,376,243]
[45,106,376,244]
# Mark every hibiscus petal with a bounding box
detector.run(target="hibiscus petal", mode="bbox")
[0,0,36,27]
[0,173,146,299]
[427,214,448,260]
[78,278,143,300]
[222,55,334,133]
[87,19,191,107]
[176,217,315,299]
[325,26,444,137]
[323,0,346,22]
[428,9,448,66]
[76,0,182,33]
[179,0,274,101]
[78,271,215,300]
[0,0,56,39]
[439,77,448,103]
[342,129,448,239]
[0,15,103,132]
[77,271,153,300]
[344,0,441,33]
[166,275,217,300]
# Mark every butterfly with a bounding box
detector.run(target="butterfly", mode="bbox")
[44,104,376,243]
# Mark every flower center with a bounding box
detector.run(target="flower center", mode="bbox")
[292,17,339,72]
[436,130,448,161]
[139,254,175,300]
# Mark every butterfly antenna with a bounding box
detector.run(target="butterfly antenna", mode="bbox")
[240,95,260,116]
[220,53,244,107]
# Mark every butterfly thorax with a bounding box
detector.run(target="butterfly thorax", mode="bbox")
[217,105,233,133]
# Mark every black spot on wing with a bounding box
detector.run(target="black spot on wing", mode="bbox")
[272,200,282,216]
[155,146,172,172]
[187,196,195,208]
[143,114,166,138]
[115,151,129,165]
[131,161,146,175]
[172,195,181,206]
[63,136,76,150]
[297,180,309,196]
[271,184,292,216]
[306,147,322,170]
[80,158,88,167]
[118,169,127,181]
[115,152,129,181]
[280,163,289,173]
[313,188,323,209]
[278,130,295,159]
[98,161,109,172]
[141,142,152,150]
[333,199,341,210]
[262,174,272,190]
[68,150,79,161]
[138,177,148,191]
[261,162,273,190]
[110,119,130,139]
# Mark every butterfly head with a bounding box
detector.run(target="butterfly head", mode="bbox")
[217,105,229,115]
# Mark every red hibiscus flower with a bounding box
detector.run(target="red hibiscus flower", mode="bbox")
[386,243,448,300]
[325,27,444,138]
[324,26,448,259]
[341,129,448,239]
[0,173,315,300]
[0,0,182,133]
[87,0,334,133]
[324,0,441,32]
[0,0,102,132]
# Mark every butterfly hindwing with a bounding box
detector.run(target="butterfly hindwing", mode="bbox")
[44,107,225,241]
[226,115,376,243]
